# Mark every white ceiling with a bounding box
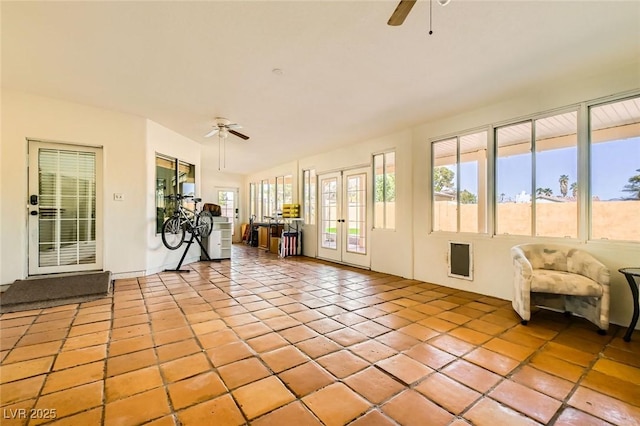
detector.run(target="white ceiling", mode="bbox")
[3,1,639,174]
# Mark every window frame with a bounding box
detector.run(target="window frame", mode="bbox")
[373,150,396,230]
[429,91,640,244]
[155,153,196,234]
[587,94,640,242]
[431,129,488,234]
[493,108,579,238]
[303,169,316,225]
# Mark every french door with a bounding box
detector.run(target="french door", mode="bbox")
[28,141,103,275]
[317,167,370,268]
[217,188,238,239]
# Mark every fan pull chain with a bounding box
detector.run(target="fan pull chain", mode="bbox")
[429,0,433,35]
[218,134,222,171]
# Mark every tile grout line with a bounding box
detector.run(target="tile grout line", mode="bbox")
[101,286,117,425]
[2,247,638,425]
[201,260,331,425]
[187,265,253,426]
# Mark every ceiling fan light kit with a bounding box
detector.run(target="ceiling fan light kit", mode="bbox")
[204,117,250,170]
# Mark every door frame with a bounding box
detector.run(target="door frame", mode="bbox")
[317,171,342,263]
[215,187,240,242]
[27,139,104,276]
[317,166,371,269]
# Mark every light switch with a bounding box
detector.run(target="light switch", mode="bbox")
[113,193,124,201]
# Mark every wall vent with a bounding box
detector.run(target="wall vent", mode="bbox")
[448,241,473,281]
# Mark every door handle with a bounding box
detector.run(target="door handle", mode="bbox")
[30,210,38,216]
[30,195,39,205]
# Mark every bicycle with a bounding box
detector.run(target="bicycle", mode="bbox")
[161,194,213,250]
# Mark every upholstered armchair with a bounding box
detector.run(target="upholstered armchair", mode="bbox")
[511,244,610,333]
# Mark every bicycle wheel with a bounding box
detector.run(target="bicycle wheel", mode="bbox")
[161,217,185,250]
[197,210,214,237]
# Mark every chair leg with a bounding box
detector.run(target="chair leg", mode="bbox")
[521,320,528,325]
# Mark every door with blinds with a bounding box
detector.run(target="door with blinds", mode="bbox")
[28,141,103,275]
[317,167,371,269]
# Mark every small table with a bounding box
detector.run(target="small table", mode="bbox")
[619,268,640,342]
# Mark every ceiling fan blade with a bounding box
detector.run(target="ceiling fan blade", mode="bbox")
[204,128,220,138]
[387,0,417,26]
[227,123,242,130]
[229,129,250,140]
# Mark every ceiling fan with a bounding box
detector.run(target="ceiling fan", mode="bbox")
[204,117,250,140]
[387,0,451,27]
[204,117,250,170]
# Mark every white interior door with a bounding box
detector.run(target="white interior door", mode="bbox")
[217,188,239,241]
[28,141,103,275]
[317,167,370,268]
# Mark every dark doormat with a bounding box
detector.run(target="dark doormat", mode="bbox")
[0,271,112,313]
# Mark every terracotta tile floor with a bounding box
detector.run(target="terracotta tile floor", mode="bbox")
[1,245,640,425]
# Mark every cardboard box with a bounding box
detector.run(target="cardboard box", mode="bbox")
[269,237,280,254]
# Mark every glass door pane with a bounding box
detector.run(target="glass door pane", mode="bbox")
[218,190,236,235]
[320,177,338,250]
[346,173,366,254]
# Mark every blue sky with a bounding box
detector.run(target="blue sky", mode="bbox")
[457,137,639,201]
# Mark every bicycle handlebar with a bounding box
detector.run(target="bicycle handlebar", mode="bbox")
[165,194,202,203]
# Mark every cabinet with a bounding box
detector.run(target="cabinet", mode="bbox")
[208,217,232,260]
[258,226,269,249]
[257,224,283,250]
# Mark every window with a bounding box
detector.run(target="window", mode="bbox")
[276,176,284,211]
[373,151,396,229]
[431,93,638,242]
[283,175,293,205]
[496,122,532,235]
[590,96,640,241]
[275,174,293,212]
[249,182,264,221]
[432,131,487,233]
[155,155,195,233]
[218,190,235,235]
[535,113,578,238]
[268,177,276,216]
[495,112,577,237]
[249,182,257,219]
[303,169,316,225]
[261,179,270,218]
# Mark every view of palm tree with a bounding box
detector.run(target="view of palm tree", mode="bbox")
[559,174,569,197]
[536,187,553,196]
[570,182,578,197]
[623,168,640,200]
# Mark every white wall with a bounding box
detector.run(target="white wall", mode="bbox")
[201,143,245,242]
[297,130,413,279]
[248,131,415,279]
[0,92,212,282]
[145,120,204,275]
[413,61,640,328]
[248,61,640,329]
[1,91,148,283]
